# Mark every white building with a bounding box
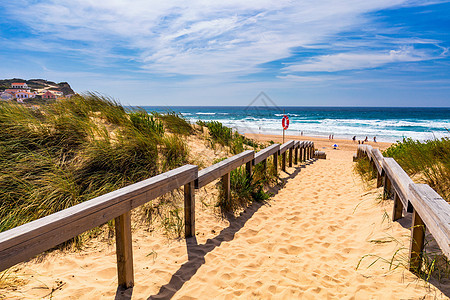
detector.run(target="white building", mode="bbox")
[15,91,35,99]
[11,82,29,89]
[0,92,14,100]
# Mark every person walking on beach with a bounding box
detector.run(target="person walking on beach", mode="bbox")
[352,136,356,142]
[373,136,377,143]
[364,136,368,142]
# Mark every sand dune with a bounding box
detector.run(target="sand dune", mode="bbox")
[2,135,449,299]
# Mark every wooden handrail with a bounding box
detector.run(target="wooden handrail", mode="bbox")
[0,139,315,290]
[382,158,414,209]
[355,146,450,272]
[410,184,450,258]
[0,164,198,274]
[253,144,280,166]
[279,140,294,154]
[195,150,254,189]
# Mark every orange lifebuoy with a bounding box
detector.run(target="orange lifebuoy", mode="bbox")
[282,115,289,130]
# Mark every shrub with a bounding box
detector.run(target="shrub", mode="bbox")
[153,110,193,135]
[216,166,271,213]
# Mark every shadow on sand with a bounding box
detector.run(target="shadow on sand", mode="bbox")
[126,159,318,300]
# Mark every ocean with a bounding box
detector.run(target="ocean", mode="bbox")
[142,106,450,143]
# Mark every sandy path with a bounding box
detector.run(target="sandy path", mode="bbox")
[163,148,446,299]
[2,136,449,299]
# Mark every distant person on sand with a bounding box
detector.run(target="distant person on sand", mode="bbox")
[364,136,368,142]
[373,136,377,143]
[332,134,334,139]
[352,136,356,142]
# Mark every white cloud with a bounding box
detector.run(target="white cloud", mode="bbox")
[2,0,445,78]
[282,46,434,72]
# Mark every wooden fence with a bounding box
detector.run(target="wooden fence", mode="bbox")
[356,145,450,273]
[0,140,315,289]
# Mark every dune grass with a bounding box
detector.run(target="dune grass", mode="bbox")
[353,156,377,187]
[383,137,450,202]
[216,165,271,214]
[0,94,193,234]
[196,119,261,154]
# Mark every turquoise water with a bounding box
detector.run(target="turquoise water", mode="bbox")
[141,106,450,143]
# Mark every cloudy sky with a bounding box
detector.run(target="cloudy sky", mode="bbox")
[0,0,449,106]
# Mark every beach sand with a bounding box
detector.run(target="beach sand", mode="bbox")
[2,135,449,299]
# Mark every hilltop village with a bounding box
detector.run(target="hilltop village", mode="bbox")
[0,79,74,103]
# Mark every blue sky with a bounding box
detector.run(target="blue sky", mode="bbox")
[0,0,449,106]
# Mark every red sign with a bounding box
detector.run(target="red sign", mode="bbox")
[282,115,289,130]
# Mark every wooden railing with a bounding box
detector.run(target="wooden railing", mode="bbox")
[0,140,315,289]
[356,145,450,272]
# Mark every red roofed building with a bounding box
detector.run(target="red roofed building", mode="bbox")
[42,90,57,99]
[11,82,29,89]
[15,91,35,99]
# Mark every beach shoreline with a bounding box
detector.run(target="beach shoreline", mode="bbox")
[245,132,392,152]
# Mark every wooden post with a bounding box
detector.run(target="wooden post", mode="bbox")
[282,152,286,172]
[294,145,298,164]
[222,173,231,203]
[289,148,293,167]
[115,211,134,289]
[392,192,403,221]
[409,210,426,273]
[306,146,309,160]
[301,147,305,162]
[383,176,392,200]
[376,170,383,188]
[184,181,195,237]
[246,161,253,179]
[262,158,267,172]
[272,153,278,176]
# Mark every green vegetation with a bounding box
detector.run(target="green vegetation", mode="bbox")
[215,162,273,214]
[0,94,193,234]
[153,110,193,135]
[196,119,261,154]
[383,137,450,202]
[357,232,450,283]
[353,156,377,186]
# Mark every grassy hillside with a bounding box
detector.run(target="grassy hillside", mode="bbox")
[0,95,272,240]
[0,78,75,94]
[0,94,191,233]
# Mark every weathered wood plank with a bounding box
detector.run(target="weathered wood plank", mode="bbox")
[195,150,254,189]
[409,184,450,258]
[382,158,413,208]
[279,140,294,155]
[294,142,299,164]
[115,211,134,288]
[392,192,403,221]
[253,144,280,165]
[282,152,286,172]
[371,148,384,174]
[409,210,426,273]
[246,161,253,178]
[289,148,293,167]
[0,165,198,271]
[272,153,278,176]
[184,181,195,238]
[222,172,231,204]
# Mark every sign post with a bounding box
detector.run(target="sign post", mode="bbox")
[281,114,289,144]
